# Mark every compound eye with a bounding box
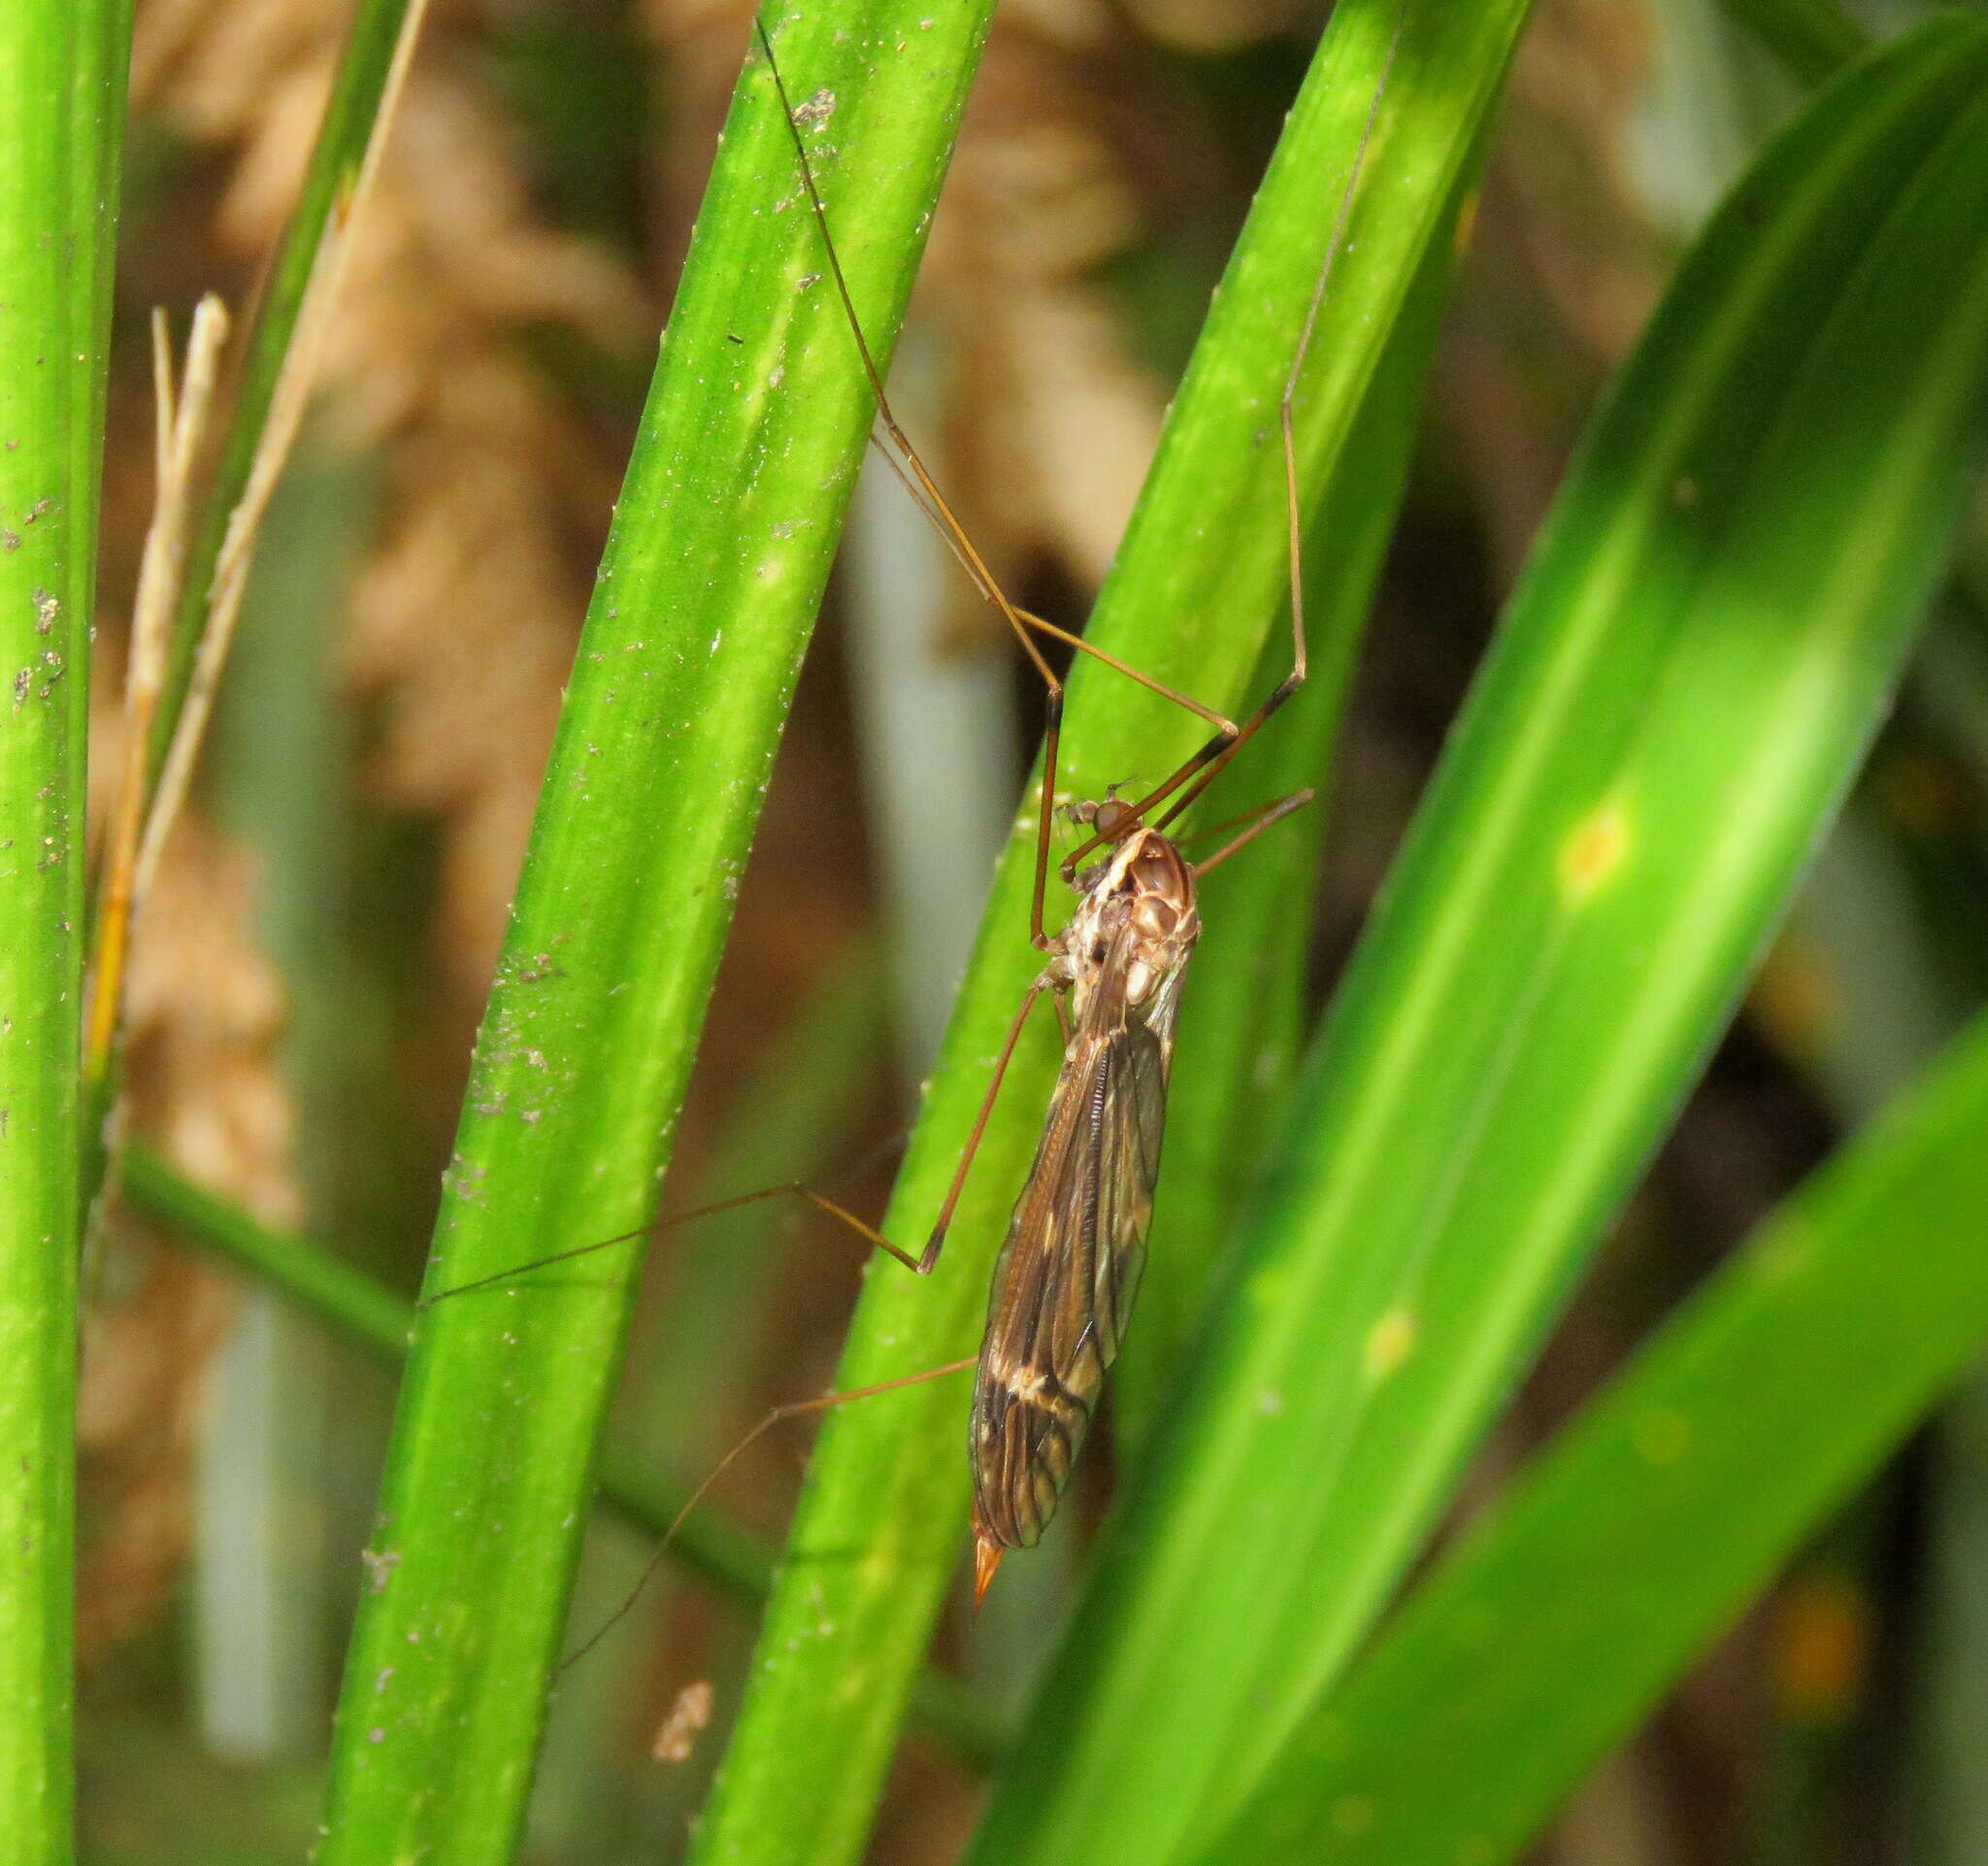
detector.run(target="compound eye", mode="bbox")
[1094,798,1132,839]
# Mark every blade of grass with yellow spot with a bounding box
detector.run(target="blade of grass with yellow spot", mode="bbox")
[1199,1005,1988,1866]
[967,20,1988,1866]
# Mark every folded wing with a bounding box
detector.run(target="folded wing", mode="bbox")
[970,1003,1170,1553]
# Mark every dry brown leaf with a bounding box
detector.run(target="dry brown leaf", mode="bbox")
[143,0,649,997]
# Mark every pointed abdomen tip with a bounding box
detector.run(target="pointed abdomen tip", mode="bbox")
[973,1537,1006,1612]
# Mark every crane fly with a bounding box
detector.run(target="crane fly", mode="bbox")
[425,10,1400,1626]
[964,792,1298,1602]
[750,12,1398,1603]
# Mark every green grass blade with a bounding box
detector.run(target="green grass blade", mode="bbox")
[150,0,414,768]
[1105,615,1329,1456]
[1199,1005,1988,1866]
[1113,177,1465,1449]
[124,1148,409,1386]
[688,7,1533,1865]
[530,954,888,1851]
[312,7,1001,1858]
[0,5,131,1857]
[969,18,1988,1866]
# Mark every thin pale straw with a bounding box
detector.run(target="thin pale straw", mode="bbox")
[132,0,435,907]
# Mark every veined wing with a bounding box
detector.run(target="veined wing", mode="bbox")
[970,996,1170,1555]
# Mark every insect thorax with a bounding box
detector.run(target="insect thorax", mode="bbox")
[1053,825,1201,1027]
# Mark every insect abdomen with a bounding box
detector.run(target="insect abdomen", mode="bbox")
[971,1357,1101,1550]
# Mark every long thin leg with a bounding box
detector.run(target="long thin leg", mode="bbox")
[418,1185,920,1311]
[1190,787,1316,877]
[417,1226,650,1306]
[560,1354,977,1673]
[1057,11,1405,878]
[862,430,1233,729]
[755,19,1240,947]
[919,979,1054,1271]
[1175,793,1299,857]
[421,980,1055,1307]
